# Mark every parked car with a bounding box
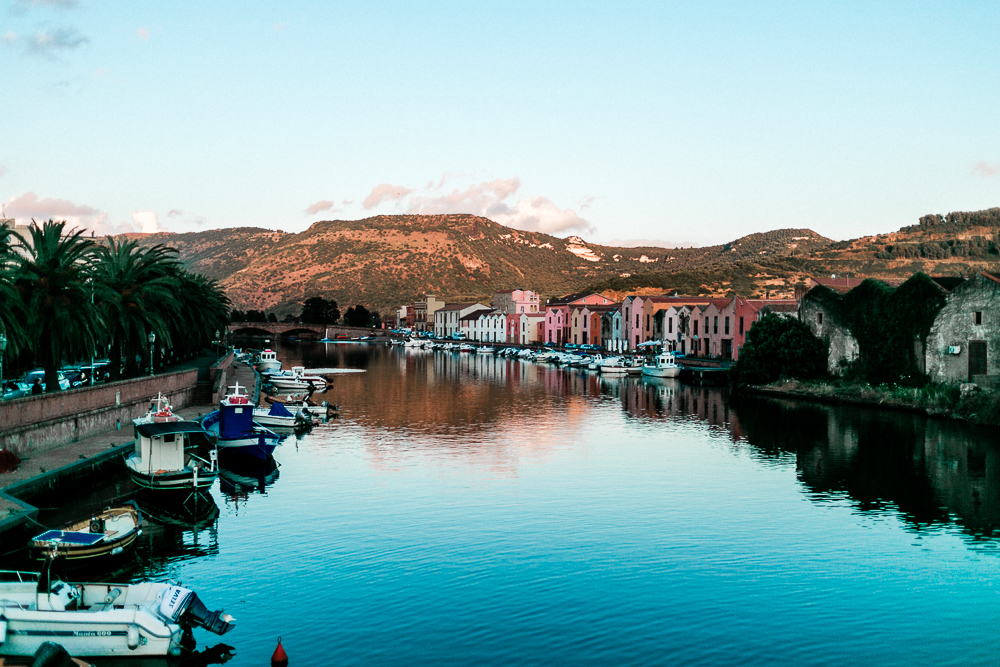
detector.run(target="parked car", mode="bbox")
[22,370,71,391]
[1,380,31,400]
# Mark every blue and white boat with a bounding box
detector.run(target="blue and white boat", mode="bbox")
[201,383,280,461]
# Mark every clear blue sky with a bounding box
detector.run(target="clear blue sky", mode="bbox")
[3,0,998,246]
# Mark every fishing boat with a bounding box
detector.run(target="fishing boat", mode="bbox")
[125,396,218,492]
[641,350,682,378]
[201,383,280,461]
[254,349,281,373]
[29,502,142,563]
[0,567,233,658]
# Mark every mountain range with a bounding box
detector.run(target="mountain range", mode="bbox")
[133,208,1000,316]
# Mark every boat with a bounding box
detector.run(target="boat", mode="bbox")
[29,502,142,563]
[597,356,629,375]
[125,396,218,492]
[0,567,234,658]
[266,366,328,391]
[201,383,280,461]
[253,349,281,373]
[641,351,682,378]
[252,400,317,429]
[477,346,495,354]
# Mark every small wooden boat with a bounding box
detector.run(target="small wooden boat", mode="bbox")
[29,502,142,563]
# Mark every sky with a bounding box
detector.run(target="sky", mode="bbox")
[2,0,999,247]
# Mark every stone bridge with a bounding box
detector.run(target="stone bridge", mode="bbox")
[226,322,390,340]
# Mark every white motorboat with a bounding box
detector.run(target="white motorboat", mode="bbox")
[0,568,234,658]
[266,366,328,391]
[252,401,318,428]
[253,349,281,373]
[477,346,495,354]
[125,395,218,491]
[642,351,682,378]
[597,356,629,375]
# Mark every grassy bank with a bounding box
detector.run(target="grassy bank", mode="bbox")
[745,379,1000,426]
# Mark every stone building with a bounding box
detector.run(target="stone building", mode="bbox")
[799,288,860,375]
[925,273,1000,384]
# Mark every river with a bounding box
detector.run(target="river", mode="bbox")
[7,341,1000,665]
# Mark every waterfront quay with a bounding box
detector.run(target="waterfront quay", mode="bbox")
[0,352,257,539]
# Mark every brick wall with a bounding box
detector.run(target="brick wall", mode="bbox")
[0,370,198,451]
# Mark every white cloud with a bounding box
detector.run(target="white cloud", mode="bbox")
[362,183,413,210]
[974,161,999,178]
[360,175,594,235]
[3,192,131,235]
[5,27,89,58]
[305,199,337,215]
[135,27,149,40]
[15,0,78,8]
[131,210,164,234]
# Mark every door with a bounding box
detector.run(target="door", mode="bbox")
[969,340,988,379]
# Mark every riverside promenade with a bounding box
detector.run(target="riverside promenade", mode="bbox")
[0,358,259,537]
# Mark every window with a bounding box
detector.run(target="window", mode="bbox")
[636,314,640,328]
[739,317,744,335]
[705,317,709,332]
[694,321,699,335]
[713,316,718,334]
[668,319,673,333]
[975,311,983,325]
[575,317,578,327]
[646,314,650,329]
[817,312,823,325]
[725,317,730,335]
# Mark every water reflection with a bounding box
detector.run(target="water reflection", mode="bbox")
[219,456,280,509]
[291,342,1000,545]
[133,491,221,569]
[734,396,1000,542]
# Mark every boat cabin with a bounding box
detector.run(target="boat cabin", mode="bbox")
[218,382,254,438]
[132,422,211,475]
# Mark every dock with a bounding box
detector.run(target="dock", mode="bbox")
[0,359,259,539]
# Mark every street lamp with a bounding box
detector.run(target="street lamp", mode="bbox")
[0,333,7,399]
[148,332,156,375]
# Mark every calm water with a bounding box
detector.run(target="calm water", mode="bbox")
[8,342,1000,665]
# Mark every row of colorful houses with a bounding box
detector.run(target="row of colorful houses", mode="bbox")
[396,288,799,360]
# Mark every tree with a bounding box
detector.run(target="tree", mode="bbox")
[729,313,827,387]
[11,221,104,391]
[300,296,340,324]
[95,237,180,380]
[165,270,230,362]
[0,225,25,358]
[267,312,278,323]
[342,304,372,327]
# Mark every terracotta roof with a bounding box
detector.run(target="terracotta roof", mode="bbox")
[759,303,799,313]
[438,302,478,312]
[459,308,496,322]
[546,292,612,306]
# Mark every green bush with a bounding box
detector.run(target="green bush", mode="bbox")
[730,313,828,386]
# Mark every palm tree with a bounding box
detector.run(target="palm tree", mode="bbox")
[95,237,181,380]
[166,270,230,358]
[0,225,25,353]
[11,220,104,392]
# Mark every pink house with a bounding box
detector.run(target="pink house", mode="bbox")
[493,289,541,315]
[544,292,615,345]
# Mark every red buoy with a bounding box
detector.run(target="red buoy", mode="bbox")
[271,636,289,667]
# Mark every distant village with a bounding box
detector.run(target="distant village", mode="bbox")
[396,271,1000,387]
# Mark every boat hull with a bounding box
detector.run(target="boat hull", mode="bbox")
[125,455,218,491]
[0,609,183,657]
[254,360,281,372]
[641,366,681,378]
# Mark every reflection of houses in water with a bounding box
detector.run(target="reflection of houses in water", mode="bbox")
[620,379,744,439]
[735,396,1000,541]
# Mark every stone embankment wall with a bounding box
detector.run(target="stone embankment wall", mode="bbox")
[210,351,236,404]
[0,370,198,452]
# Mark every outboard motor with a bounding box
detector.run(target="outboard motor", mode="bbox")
[160,585,235,635]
